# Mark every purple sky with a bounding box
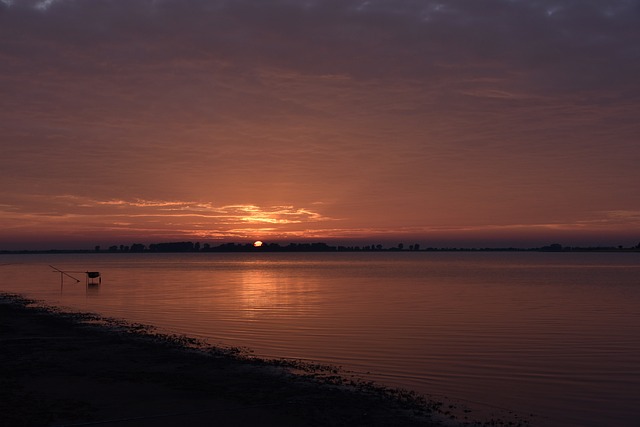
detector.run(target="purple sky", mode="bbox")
[1,0,639,249]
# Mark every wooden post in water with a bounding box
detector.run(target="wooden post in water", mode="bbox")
[49,265,81,292]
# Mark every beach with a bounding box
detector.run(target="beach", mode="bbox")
[1,293,452,427]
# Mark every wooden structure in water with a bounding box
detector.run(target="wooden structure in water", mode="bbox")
[85,271,101,285]
[50,265,101,286]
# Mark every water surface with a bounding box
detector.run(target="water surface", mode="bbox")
[1,252,639,426]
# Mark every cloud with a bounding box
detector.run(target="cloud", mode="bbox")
[0,193,332,232]
[3,0,638,116]
[2,0,638,88]
[0,193,345,247]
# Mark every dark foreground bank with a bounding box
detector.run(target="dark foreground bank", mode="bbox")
[1,293,533,427]
[1,294,458,427]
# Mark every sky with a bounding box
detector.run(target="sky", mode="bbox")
[1,0,639,250]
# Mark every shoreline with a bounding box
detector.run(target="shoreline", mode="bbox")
[1,293,459,427]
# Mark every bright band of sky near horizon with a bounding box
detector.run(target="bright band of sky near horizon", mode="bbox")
[1,0,639,249]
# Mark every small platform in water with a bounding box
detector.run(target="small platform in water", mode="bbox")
[50,265,102,286]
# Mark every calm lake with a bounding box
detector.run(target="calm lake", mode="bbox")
[1,252,639,426]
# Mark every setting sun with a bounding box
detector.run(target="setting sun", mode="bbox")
[253,240,263,247]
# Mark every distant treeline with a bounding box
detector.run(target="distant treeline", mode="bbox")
[97,241,640,253]
[2,241,639,254]
[108,242,376,253]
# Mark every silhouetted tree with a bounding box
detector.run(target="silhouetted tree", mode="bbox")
[541,243,563,252]
[130,243,145,252]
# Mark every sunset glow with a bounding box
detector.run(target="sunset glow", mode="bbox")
[1,0,639,249]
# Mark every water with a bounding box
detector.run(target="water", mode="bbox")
[1,252,639,426]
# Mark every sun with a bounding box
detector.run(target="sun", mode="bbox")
[253,240,263,247]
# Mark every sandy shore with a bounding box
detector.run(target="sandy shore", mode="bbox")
[0,293,460,427]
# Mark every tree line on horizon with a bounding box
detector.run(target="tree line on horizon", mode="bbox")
[98,241,423,253]
[3,241,639,255]
[88,241,640,253]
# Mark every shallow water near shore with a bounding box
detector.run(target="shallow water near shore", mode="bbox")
[1,252,639,426]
